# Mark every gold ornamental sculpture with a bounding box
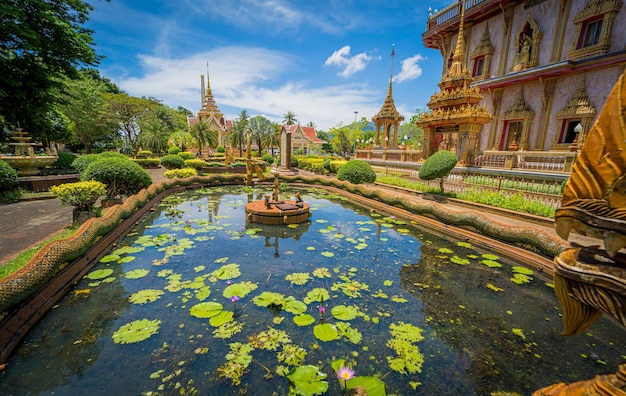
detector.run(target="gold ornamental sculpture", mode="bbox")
[533,71,626,395]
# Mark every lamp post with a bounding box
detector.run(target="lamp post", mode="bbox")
[570,122,583,163]
[353,111,359,123]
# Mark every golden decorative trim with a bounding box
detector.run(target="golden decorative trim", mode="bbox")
[569,0,622,60]
[502,94,535,120]
[572,0,622,23]
[556,79,597,120]
[511,13,543,72]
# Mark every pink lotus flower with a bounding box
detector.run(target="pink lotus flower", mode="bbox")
[336,366,355,381]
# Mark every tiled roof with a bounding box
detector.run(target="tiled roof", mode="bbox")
[284,124,326,143]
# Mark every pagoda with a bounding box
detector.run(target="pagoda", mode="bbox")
[197,67,228,146]
[416,1,492,164]
[372,45,404,148]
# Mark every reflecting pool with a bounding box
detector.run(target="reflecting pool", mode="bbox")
[0,186,624,395]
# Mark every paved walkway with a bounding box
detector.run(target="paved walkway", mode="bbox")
[0,167,591,266]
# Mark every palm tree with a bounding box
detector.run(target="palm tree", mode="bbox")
[282,110,297,125]
[190,120,217,156]
[230,109,250,154]
[249,115,272,155]
[139,118,169,155]
[168,130,194,151]
[263,122,282,156]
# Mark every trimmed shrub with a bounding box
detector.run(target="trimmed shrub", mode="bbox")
[262,154,274,166]
[184,159,208,169]
[51,181,106,211]
[72,154,103,174]
[337,160,376,184]
[179,152,194,160]
[290,156,299,168]
[323,158,331,172]
[0,159,18,191]
[216,146,225,153]
[297,157,325,173]
[131,158,161,168]
[136,150,153,158]
[82,157,152,200]
[164,168,197,179]
[160,154,185,169]
[418,149,458,193]
[51,152,77,170]
[214,152,225,158]
[167,146,181,155]
[330,160,347,174]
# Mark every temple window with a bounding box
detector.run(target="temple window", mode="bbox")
[558,120,582,144]
[569,0,622,60]
[511,15,542,72]
[553,79,596,150]
[501,121,522,150]
[473,56,485,77]
[470,26,494,81]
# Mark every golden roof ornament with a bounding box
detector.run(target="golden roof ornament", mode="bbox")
[372,44,404,123]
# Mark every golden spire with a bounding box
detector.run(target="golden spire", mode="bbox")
[372,44,404,123]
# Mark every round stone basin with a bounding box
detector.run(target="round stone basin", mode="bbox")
[0,156,57,176]
[245,199,310,225]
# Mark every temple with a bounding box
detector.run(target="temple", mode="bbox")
[372,45,405,149]
[188,67,231,149]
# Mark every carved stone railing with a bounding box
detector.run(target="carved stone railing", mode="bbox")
[471,150,575,173]
[426,0,489,30]
[356,149,423,162]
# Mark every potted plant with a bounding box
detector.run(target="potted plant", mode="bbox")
[50,181,106,225]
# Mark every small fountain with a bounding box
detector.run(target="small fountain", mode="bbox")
[0,126,57,176]
[245,171,311,225]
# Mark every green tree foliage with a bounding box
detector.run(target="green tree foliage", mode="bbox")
[330,129,352,158]
[418,149,458,193]
[248,115,272,154]
[337,160,376,184]
[104,94,155,156]
[398,109,425,149]
[160,154,185,169]
[139,118,169,155]
[230,109,249,153]
[50,180,106,211]
[0,0,99,137]
[59,74,117,153]
[0,159,18,191]
[190,120,217,156]
[282,110,297,125]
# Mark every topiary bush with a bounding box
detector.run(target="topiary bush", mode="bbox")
[330,160,347,173]
[131,158,161,168]
[51,152,77,170]
[336,160,376,184]
[418,149,458,193]
[136,150,153,159]
[72,154,103,174]
[82,157,152,200]
[164,168,197,179]
[262,154,274,166]
[167,146,181,155]
[0,159,18,191]
[51,181,106,211]
[216,146,225,153]
[179,152,194,160]
[160,154,185,169]
[323,158,331,172]
[290,156,299,168]
[184,159,207,169]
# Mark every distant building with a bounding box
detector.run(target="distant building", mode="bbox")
[187,70,231,148]
[281,123,326,155]
[422,0,626,165]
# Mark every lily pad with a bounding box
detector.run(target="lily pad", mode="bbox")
[190,302,223,318]
[85,269,114,280]
[253,291,287,308]
[293,314,316,327]
[112,319,161,344]
[209,310,234,327]
[312,267,331,278]
[331,305,358,321]
[125,269,150,279]
[285,272,311,286]
[303,288,330,304]
[321,251,334,258]
[99,254,120,263]
[287,365,329,396]
[223,281,258,298]
[129,289,164,304]
[313,323,339,342]
[284,299,308,315]
[118,256,136,264]
[211,263,241,280]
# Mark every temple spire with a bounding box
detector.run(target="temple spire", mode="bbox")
[452,1,466,64]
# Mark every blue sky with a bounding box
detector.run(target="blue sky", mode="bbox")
[87,0,453,130]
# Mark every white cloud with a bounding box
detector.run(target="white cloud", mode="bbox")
[324,45,377,78]
[104,46,383,130]
[393,54,425,83]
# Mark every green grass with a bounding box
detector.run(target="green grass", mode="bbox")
[0,226,78,279]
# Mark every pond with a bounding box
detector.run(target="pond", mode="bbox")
[0,185,623,395]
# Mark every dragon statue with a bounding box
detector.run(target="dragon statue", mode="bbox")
[534,71,626,394]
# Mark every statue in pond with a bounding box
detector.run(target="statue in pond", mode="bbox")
[533,71,626,394]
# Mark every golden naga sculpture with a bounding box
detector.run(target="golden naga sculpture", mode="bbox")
[534,71,626,395]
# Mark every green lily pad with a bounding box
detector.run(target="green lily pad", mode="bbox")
[118,256,136,264]
[112,318,161,344]
[189,301,223,318]
[312,267,331,278]
[512,266,534,275]
[223,281,258,298]
[303,288,330,304]
[85,269,114,280]
[125,269,150,279]
[293,314,316,327]
[111,246,145,255]
[450,256,470,265]
[211,263,241,280]
[347,376,387,396]
[209,310,234,327]
[510,273,533,284]
[253,291,286,308]
[285,272,310,286]
[313,323,339,342]
[321,251,334,258]
[306,246,316,251]
[284,299,308,315]
[482,253,499,260]
[129,289,164,304]
[287,365,328,396]
[99,254,120,263]
[331,305,358,321]
[481,259,502,268]
[438,247,453,254]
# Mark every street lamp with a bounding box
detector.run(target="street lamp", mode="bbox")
[570,123,582,152]
[354,111,359,123]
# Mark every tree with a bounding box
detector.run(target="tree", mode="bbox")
[139,118,169,155]
[316,130,333,153]
[263,122,281,156]
[331,129,352,158]
[59,75,116,153]
[168,130,194,152]
[1,0,99,138]
[248,115,272,154]
[190,120,217,156]
[104,93,154,156]
[398,109,425,149]
[418,149,458,193]
[282,110,297,125]
[230,109,250,153]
